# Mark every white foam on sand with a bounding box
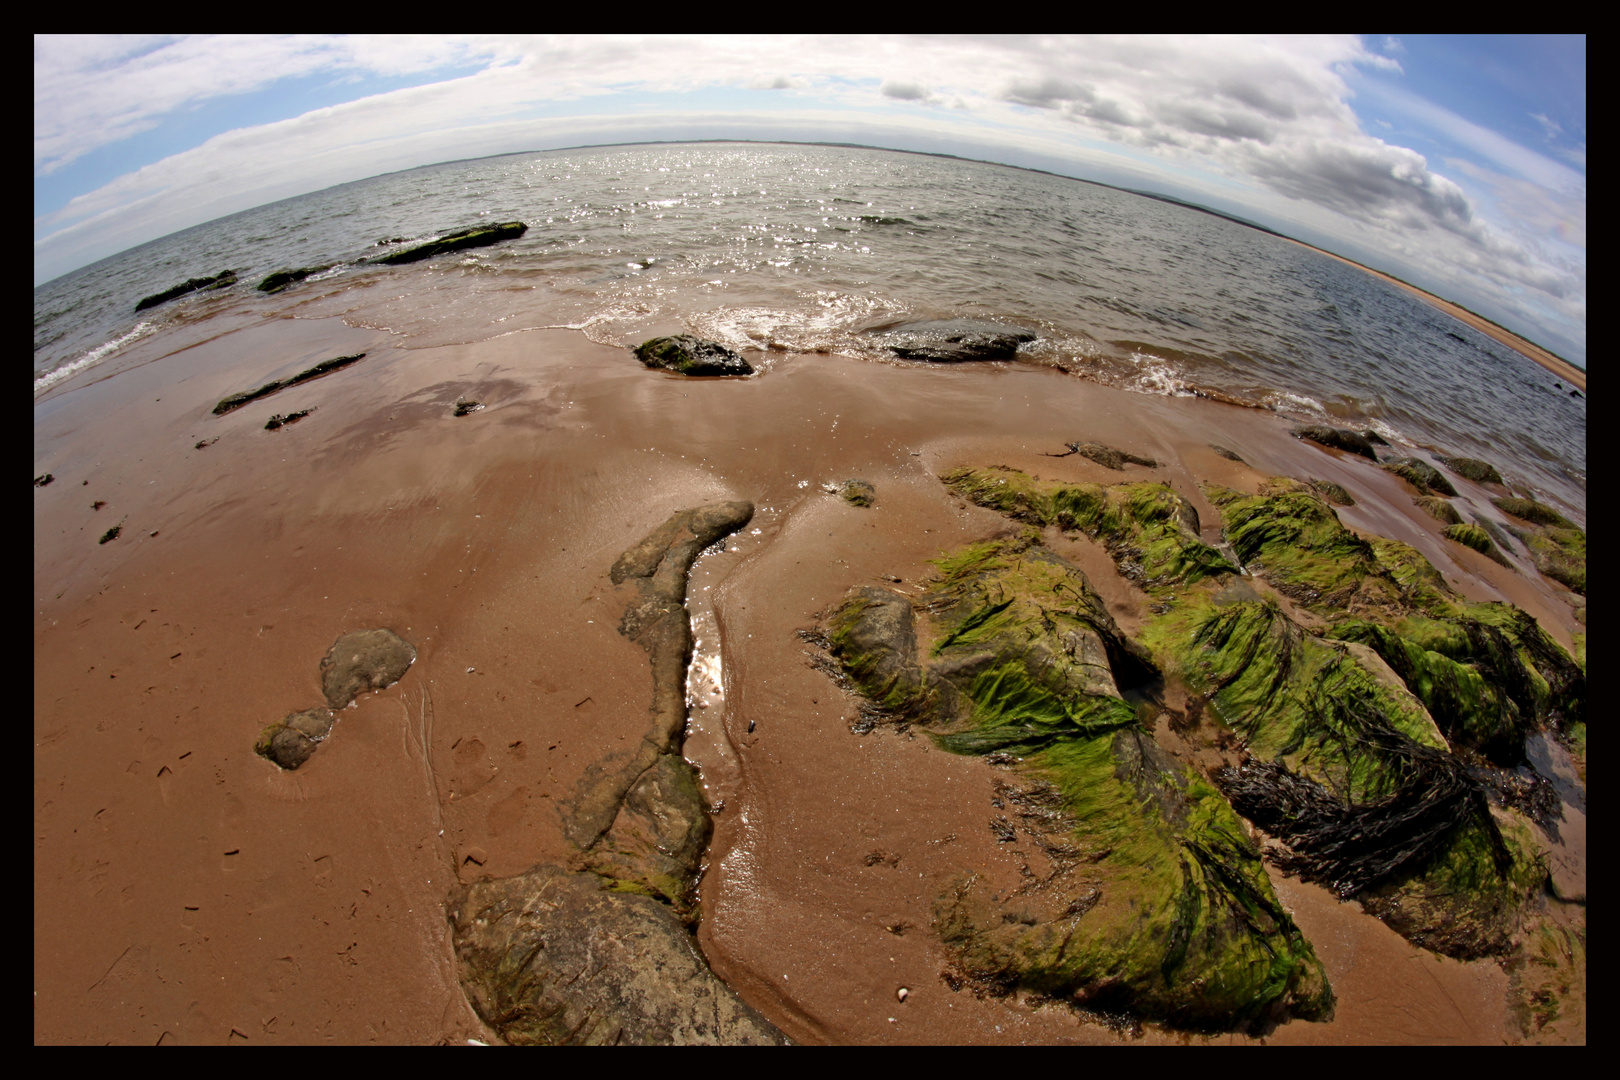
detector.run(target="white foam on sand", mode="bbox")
[34,321,155,396]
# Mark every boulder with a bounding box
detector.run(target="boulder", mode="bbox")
[254,707,335,770]
[633,336,754,377]
[450,866,785,1045]
[369,221,527,265]
[1291,425,1380,461]
[1438,456,1504,486]
[875,319,1035,363]
[320,629,416,709]
[135,270,236,312]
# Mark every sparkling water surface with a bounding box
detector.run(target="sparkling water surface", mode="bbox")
[34,143,1585,514]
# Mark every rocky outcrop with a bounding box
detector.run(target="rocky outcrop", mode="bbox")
[369,221,527,265]
[134,270,236,312]
[452,501,783,1046]
[633,336,754,377]
[212,353,367,415]
[450,866,784,1045]
[1291,425,1380,461]
[875,319,1035,363]
[257,265,334,293]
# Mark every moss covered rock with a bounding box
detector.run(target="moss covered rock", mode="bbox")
[1444,523,1511,566]
[1439,456,1504,485]
[1383,458,1459,497]
[633,336,754,377]
[257,264,334,293]
[1415,496,1463,525]
[840,479,876,507]
[1291,425,1380,461]
[134,269,236,312]
[1307,479,1356,506]
[1492,497,1574,529]
[253,707,335,770]
[826,534,1331,1027]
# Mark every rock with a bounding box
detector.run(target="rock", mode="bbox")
[254,707,335,770]
[369,221,527,265]
[1291,425,1379,461]
[1053,441,1158,470]
[1438,456,1504,486]
[876,319,1035,363]
[34,474,53,487]
[1444,524,1511,566]
[134,270,236,312]
[1414,496,1463,525]
[840,479,876,507]
[98,525,121,544]
[1382,458,1459,497]
[1362,429,1391,446]
[257,265,334,294]
[1209,445,1246,463]
[453,400,483,417]
[1491,497,1574,529]
[213,354,367,415]
[264,409,312,430]
[450,866,786,1045]
[319,629,416,709]
[566,502,754,907]
[632,336,754,377]
[1307,479,1356,506]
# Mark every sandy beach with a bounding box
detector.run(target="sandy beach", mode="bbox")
[33,315,1585,1044]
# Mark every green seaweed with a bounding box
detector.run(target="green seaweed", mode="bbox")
[1444,523,1511,566]
[1492,497,1574,529]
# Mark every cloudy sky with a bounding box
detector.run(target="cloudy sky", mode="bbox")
[34,34,1586,363]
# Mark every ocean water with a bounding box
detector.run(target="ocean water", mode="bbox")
[33,142,1586,516]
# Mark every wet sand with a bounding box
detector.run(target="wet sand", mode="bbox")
[34,316,1584,1043]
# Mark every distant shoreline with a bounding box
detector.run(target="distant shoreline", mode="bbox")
[1276,238,1587,394]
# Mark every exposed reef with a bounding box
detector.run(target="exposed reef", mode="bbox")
[876,319,1035,363]
[134,269,236,312]
[368,221,528,265]
[257,265,334,293]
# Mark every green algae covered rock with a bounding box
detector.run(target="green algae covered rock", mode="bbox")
[826,533,1331,1027]
[940,467,1232,588]
[370,221,527,265]
[1382,457,1459,497]
[1439,456,1505,485]
[1415,496,1464,525]
[1493,497,1574,529]
[1307,478,1356,506]
[840,478,876,507]
[1444,523,1511,566]
[134,269,236,311]
[1491,498,1584,594]
[257,264,334,293]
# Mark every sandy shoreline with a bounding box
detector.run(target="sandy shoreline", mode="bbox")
[1284,238,1586,393]
[34,316,1584,1043]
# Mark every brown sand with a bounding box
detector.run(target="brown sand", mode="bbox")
[34,317,1584,1043]
[1284,238,1586,393]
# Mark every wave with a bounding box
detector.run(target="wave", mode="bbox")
[34,321,155,396]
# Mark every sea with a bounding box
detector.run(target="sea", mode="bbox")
[33,142,1586,518]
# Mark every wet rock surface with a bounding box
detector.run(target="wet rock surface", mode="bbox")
[839,479,876,507]
[213,353,367,415]
[450,866,785,1045]
[454,501,783,1045]
[1440,456,1505,486]
[876,319,1035,363]
[134,269,236,312]
[369,221,527,265]
[320,628,417,709]
[257,265,334,294]
[1048,440,1159,470]
[1291,425,1380,461]
[254,707,335,770]
[1415,495,1463,525]
[1307,478,1356,506]
[1383,457,1459,497]
[633,336,754,377]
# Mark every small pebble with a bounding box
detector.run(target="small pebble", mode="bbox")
[897,987,909,1002]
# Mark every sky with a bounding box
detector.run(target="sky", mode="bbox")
[33,34,1587,364]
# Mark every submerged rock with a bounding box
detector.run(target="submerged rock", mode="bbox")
[254,707,335,770]
[1050,440,1158,470]
[1445,523,1512,566]
[1493,499,1585,594]
[134,269,236,312]
[319,628,416,709]
[450,866,785,1045]
[1383,457,1459,497]
[368,221,527,265]
[257,264,334,294]
[1291,425,1380,461]
[1439,456,1505,486]
[1493,497,1574,529]
[840,479,876,507]
[1210,445,1246,463]
[876,319,1035,363]
[633,336,754,377]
